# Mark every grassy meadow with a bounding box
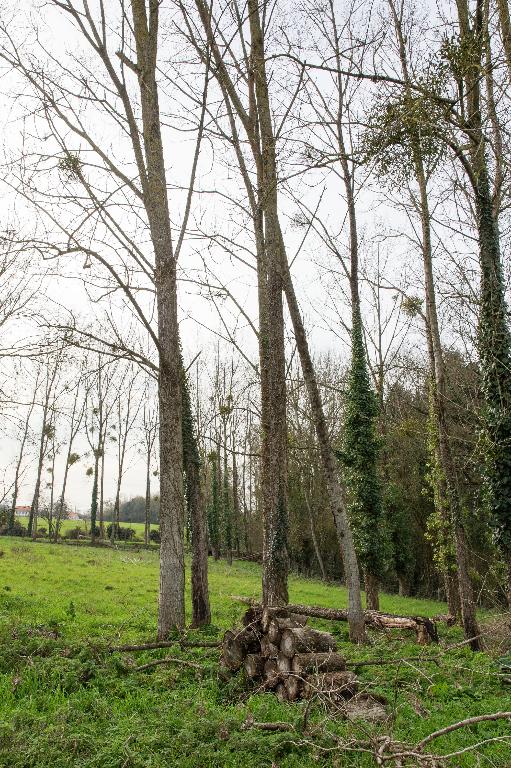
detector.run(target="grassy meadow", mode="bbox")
[0,537,509,766]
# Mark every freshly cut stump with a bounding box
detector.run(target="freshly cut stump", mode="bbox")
[292,651,346,675]
[245,653,265,680]
[276,653,291,674]
[284,674,302,702]
[303,671,358,699]
[264,659,280,689]
[223,627,260,670]
[261,635,279,658]
[267,621,282,645]
[280,627,336,658]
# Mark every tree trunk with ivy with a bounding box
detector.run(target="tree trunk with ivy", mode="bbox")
[455,0,511,616]
[342,307,386,613]
[386,0,479,643]
[182,371,211,627]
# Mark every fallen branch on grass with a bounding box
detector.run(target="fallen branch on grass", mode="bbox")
[416,711,511,750]
[346,655,441,668]
[241,714,295,732]
[110,639,221,652]
[231,597,438,644]
[128,656,205,673]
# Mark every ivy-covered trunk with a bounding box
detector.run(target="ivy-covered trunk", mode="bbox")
[387,0,479,644]
[342,308,385,613]
[456,0,511,612]
[182,373,211,627]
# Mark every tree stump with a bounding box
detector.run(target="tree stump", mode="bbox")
[280,627,336,658]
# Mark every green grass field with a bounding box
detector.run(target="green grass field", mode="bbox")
[0,537,509,767]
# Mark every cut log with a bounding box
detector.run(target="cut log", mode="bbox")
[263,659,280,688]
[268,616,308,645]
[242,606,263,630]
[275,682,288,703]
[280,627,336,658]
[276,653,291,674]
[244,653,265,680]
[223,627,261,670]
[292,651,346,675]
[260,635,279,658]
[267,620,282,645]
[303,671,358,699]
[284,674,302,702]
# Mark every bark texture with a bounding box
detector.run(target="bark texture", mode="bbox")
[131,0,185,635]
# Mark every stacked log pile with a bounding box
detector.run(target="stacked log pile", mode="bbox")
[222,607,359,703]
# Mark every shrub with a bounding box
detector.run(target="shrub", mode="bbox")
[0,520,27,537]
[106,524,135,541]
[149,529,161,543]
[65,527,82,540]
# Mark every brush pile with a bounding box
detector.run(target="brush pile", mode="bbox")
[222,606,358,703]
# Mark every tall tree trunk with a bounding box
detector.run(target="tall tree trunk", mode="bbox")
[456,0,511,626]
[279,240,365,640]
[9,386,36,534]
[247,0,289,607]
[389,0,479,645]
[496,0,511,82]
[111,481,121,544]
[182,372,211,627]
[99,443,106,539]
[90,450,100,544]
[222,415,232,566]
[364,572,380,612]
[131,0,185,634]
[304,484,327,581]
[144,453,151,547]
[29,419,48,539]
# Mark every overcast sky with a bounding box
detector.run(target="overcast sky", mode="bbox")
[0,0,480,513]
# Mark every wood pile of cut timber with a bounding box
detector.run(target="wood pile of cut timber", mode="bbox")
[222,606,359,703]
